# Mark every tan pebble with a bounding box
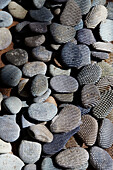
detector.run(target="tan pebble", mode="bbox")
[45,96,57,107]
[54,8,61,15]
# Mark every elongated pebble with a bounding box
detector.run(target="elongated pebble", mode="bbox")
[15,21,30,32]
[41,158,61,170]
[25,35,45,47]
[28,102,57,121]
[74,0,91,15]
[0,0,11,9]
[0,28,12,50]
[92,42,113,53]
[49,64,71,76]
[53,93,74,102]
[22,61,47,77]
[91,51,109,60]
[85,5,107,29]
[98,61,113,77]
[0,139,12,153]
[50,75,78,93]
[24,164,36,170]
[0,11,13,27]
[29,22,47,33]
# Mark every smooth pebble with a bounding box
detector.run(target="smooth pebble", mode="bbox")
[0,139,12,153]
[0,11,13,27]
[25,35,45,47]
[0,28,12,50]
[24,164,36,170]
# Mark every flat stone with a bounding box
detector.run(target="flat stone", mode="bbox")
[29,124,53,143]
[15,21,30,32]
[53,93,74,102]
[0,64,22,87]
[25,35,45,47]
[5,49,28,66]
[74,19,83,31]
[29,7,53,22]
[92,42,113,53]
[28,102,57,121]
[0,11,13,27]
[78,115,98,146]
[0,115,20,142]
[50,75,78,93]
[19,140,42,164]
[50,104,81,133]
[74,0,91,15]
[22,61,47,77]
[18,79,30,97]
[85,5,107,29]
[24,164,36,170]
[60,0,82,26]
[3,96,22,114]
[31,75,48,97]
[61,42,91,68]
[50,23,76,43]
[41,158,61,170]
[0,0,11,9]
[0,28,12,50]
[77,28,96,45]
[107,2,113,20]
[91,51,109,60]
[32,46,52,62]
[90,146,113,170]
[98,61,113,77]
[43,127,80,155]
[29,22,47,33]
[55,147,89,169]
[8,1,28,19]
[0,139,12,153]
[0,153,24,170]
[49,64,71,76]
[21,115,35,128]
[33,0,46,8]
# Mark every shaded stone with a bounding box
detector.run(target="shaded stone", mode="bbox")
[21,115,35,128]
[41,158,61,170]
[92,42,113,53]
[25,35,45,47]
[53,93,74,102]
[49,64,71,76]
[74,0,91,15]
[0,11,13,27]
[77,105,91,116]
[18,79,30,97]
[107,2,113,20]
[0,139,12,153]
[91,51,109,60]
[0,28,12,50]
[0,0,11,9]
[24,164,36,170]
[29,22,47,33]
[15,21,30,32]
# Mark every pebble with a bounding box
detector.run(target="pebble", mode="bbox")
[0,64,22,87]
[81,84,100,108]
[28,102,57,121]
[77,105,91,116]
[41,158,61,170]
[50,75,78,93]
[0,92,3,111]
[50,104,81,133]
[91,51,109,60]
[53,93,74,102]
[18,79,30,97]
[15,21,30,32]
[29,7,53,22]
[33,88,51,103]
[55,147,89,169]
[49,64,71,76]
[0,11,13,27]
[21,115,35,128]
[51,44,61,50]
[3,96,22,114]
[74,19,83,31]
[43,127,80,155]
[77,28,96,45]
[33,0,46,8]
[22,61,47,77]
[98,61,113,77]
[19,140,42,164]
[29,22,48,33]
[32,46,52,62]
[92,42,113,53]
[0,0,11,9]
[107,2,113,20]
[0,115,20,142]
[5,49,28,66]
[92,90,113,119]
[78,115,98,146]
[85,5,107,29]
[0,28,12,50]
[0,153,24,170]
[61,42,91,68]
[90,146,113,170]
[8,1,28,19]
[77,63,102,85]
[31,75,48,97]
[0,139,12,153]
[74,0,91,15]
[99,19,113,42]
[50,23,76,43]
[25,35,45,47]
[24,164,36,170]
[45,96,57,107]
[54,8,61,15]
[91,0,106,6]
[29,124,53,143]
[60,0,82,26]
[98,118,113,148]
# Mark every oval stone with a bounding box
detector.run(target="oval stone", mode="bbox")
[0,11,13,27]
[0,28,12,50]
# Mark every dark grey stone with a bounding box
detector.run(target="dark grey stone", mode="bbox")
[15,21,30,32]
[29,22,47,33]
[25,35,45,47]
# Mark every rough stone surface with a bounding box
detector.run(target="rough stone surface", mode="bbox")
[0,28,12,50]
[29,22,47,33]
[91,51,109,60]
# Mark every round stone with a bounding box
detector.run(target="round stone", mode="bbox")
[0,64,22,87]
[28,102,57,121]
[31,75,48,97]
[91,51,109,60]
[5,49,28,66]
[61,42,91,68]
[15,21,30,32]
[3,96,22,114]
[21,115,35,129]
[50,105,81,133]
[0,11,13,27]
[41,158,61,170]
[74,0,91,15]
[19,140,42,164]
[0,139,12,154]
[0,0,11,9]
[8,1,28,19]
[0,28,12,50]
[50,75,78,93]
[22,61,47,77]
[49,64,71,76]
[29,22,47,33]
[25,35,45,47]
[33,0,46,8]
[24,164,36,170]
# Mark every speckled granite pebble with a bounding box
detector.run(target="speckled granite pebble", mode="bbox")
[25,35,45,47]
[0,11,13,27]
[24,164,36,170]
[0,28,12,50]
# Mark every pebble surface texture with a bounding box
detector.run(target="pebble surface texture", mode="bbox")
[25,35,45,47]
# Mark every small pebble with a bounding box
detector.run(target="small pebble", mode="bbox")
[25,35,45,47]
[0,28,12,50]
[91,51,109,60]
[15,21,30,32]
[29,22,47,33]
[0,11,13,27]
[92,42,113,53]
[31,75,48,97]
[0,0,11,9]
[28,102,57,121]
[49,64,71,76]
[8,1,28,19]
[24,164,36,170]
[22,61,47,77]
[33,0,46,8]
[74,0,91,15]
[0,64,22,87]
[54,8,61,15]
[0,139,12,154]
[18,79,30,97]
[5,49,28,66]
[50,44,61,50]
[41,158,61,170]
[19,140,42,164]
[53,93,74,102]
[21,115,35,128]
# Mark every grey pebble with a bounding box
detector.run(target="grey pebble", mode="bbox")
[0,64,22,87]
[91,0,106,6]
[28,102,57,121]
[107,2,113,20]
[29,22,48,33]
[15,21,30,32]
[91,51,109,60]
[33,0,45,8]
[21,115,35,128]
[49,64,71,76]
[24,164,36,170]
[0,11,13,27]
[0,92,3,111]
[0,28,12,50]
[74,19,83,31]
[74,0,91,15]
[0,0,11,9]
[25,35,45,47]
[41,158,61,170]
